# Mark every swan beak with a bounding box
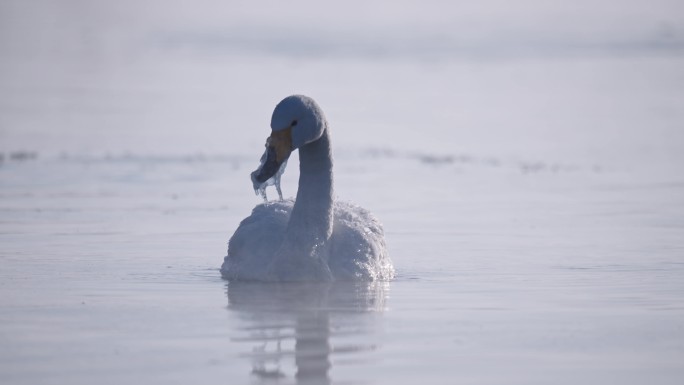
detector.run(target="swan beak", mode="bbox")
[269,126,293,163]
[252,127,292,183]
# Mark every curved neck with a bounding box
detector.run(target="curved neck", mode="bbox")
[286,128,334,247]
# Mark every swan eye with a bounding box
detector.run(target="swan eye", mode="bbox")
[291,120,298,126]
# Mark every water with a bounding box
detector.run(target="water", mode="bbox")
[2,1,684,384]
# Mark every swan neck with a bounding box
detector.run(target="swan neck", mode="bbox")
[288,129,334,241]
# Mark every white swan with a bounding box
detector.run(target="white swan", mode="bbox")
[221,95,394,282]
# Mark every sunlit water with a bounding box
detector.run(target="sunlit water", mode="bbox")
[2,1,684,384]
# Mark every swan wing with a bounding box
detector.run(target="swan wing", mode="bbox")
[330,201,394,280]
[221,200,293,280]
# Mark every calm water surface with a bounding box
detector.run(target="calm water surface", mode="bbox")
[2,1,684,384]
[1,155,683,384]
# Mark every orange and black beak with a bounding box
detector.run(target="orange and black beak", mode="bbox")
[252,127,292,183]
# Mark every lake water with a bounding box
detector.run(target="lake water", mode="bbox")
[1,1,684,384]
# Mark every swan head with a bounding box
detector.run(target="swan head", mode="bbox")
[252,95,327,183]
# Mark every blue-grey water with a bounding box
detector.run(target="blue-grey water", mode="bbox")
[1,1,684,384]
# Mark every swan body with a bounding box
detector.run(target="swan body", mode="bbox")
[221,95,394,282]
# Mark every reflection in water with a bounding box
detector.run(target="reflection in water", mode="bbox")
[227,282,389,384]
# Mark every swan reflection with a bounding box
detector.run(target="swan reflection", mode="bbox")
[227,281,389,384]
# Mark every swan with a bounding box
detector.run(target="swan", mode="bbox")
[221,95,394,282]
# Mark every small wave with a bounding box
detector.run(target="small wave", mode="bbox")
[0,151,38,164]
[153,28,684,62]
[14,148,600,175]
[357,147,596,174]
[57,152,250,165]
